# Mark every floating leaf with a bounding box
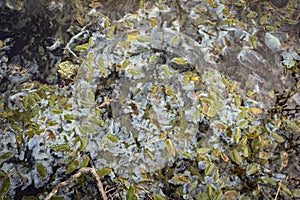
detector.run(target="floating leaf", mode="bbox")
[64,114,75,121]
[159,131,168,139]
[137,37,150,43]
[285,19,298,25]
[106,134,120,143]
[97,168,112,176]
[154,194,167,200]
[247,11,257,18]
[150,17,157,27]
[205,163,216,176]
[213,190,223,200]
[181,151,192,159]
[165,138,176,157]
[75,43,89,51]
[261,177,277,185]
[52,144,70,152]
[81,157,90,168]
[83,124,96,134]
[221,152,230,163]
[197,148,211,154]
[248,107,262,115]
[165,86,176,98]
[224,190,239,200]
[1,177,10,194]
[173,175,190,184]
[281,183,292,196]
[207,100,223,118]
[292,189,300,198]
[238,120,248,128]
[89,118,104,126]
[126,186,137,200]
[121,59,130,70]
[259,151,271,160]
[127,31,140,41]
[80,137,88,151]
[265,25,279,31]
[65,160,79,175]
[31,105,40,117]
[234,94,241,106]
[36,162,47,179]
[249,35,257,48]
[259,13,269,25]
[127,68,142,76]
[287,121,300,132]
[144,149,155,160]
[172,57,188,65]
[234,128,241,144]
[231,149,243,165]
[88,1,102,8]
[270,132,285,143]
[246,163,259,175]
[0,152,13,160]
[233,2,244,6]
[236,110,247,121]
[76,14,83,25]
[229,81,237,93]
[50,108,63,115]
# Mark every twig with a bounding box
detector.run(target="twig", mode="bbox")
[64,24,89,58]
[274,181,281,200]
[45,167,108,200]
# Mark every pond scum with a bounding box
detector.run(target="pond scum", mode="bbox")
[0,0,299,199]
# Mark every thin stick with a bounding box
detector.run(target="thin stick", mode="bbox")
[274,181,281,200]
[45,167,108,200]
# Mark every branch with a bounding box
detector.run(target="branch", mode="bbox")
[45,167,108,200]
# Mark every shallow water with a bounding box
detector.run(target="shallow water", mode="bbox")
[0,0,299,199]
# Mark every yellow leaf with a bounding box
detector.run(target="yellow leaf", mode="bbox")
[172,57,188,65]
[248,107,263,115]
[150,17,157,27]
[127,31,140,41]
[77,14,83,25]
[165,139,176,157]
[173,175,190,183]
[97,168,112,176]
[89,2,102,8]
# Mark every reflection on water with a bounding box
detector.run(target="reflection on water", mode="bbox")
[80,0,299,173]
[0,0,299,199]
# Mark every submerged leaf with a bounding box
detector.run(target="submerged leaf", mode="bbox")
[172,57,189,65]
[75,43,89,51]
[261,177,277,185]
[50,108,63,115]
[126,186,137,200]
[65,160,79,175]
[1,177,10,194]
[97,168,112,176]
[249,35,257,48]
[154,194,167,200]
[173,175,190,184]
[281,183,292,196]
[270,132,285,143]
[106,134,120,143]
[165,138,176,157]
[81,157,90,168]
[248,107,263,115]
[0,152,13,160]
[36,162,47,179]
